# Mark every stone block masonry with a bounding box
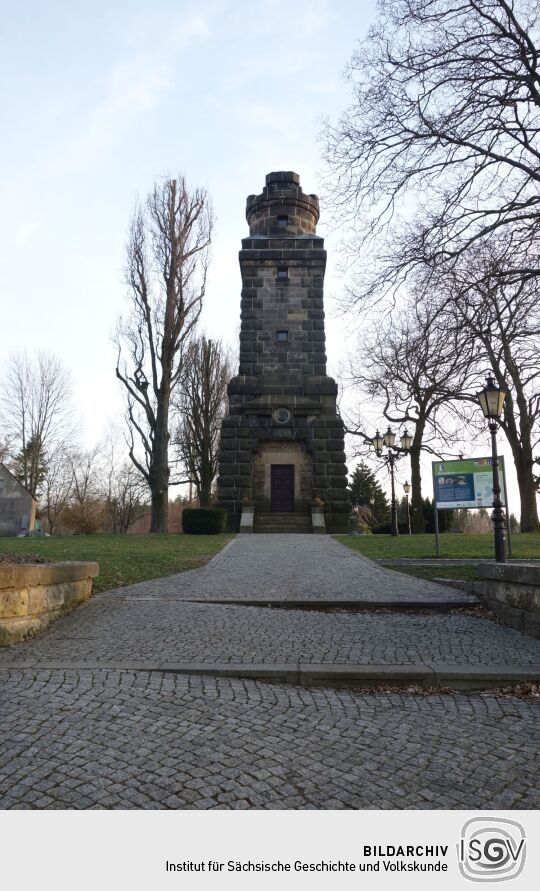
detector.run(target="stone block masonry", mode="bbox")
[217,172,349,531]
[0,463,36,536]
[474,562,540,638]
[0,561,99,645]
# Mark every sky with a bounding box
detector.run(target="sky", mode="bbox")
[0,0,526,517]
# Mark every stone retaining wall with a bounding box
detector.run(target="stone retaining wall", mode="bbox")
[0,562,99,645]
[475,562,540,639]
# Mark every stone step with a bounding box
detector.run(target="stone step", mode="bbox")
[255,517,311,526]
[253,511,313,533]
[255,513,312,518]
[254,529,313,534]
[4,661,537,691]
[254,522,312,526]
[185,597,479,609]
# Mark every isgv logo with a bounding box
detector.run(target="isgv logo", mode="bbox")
[458,817,526,882]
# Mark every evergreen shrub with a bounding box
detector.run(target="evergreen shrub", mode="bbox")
[182,508,227,535]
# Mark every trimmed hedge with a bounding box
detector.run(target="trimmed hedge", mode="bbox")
[182,508,227,535]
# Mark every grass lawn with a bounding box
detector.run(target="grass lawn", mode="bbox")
[335,532,540,560]
[0,533,234,594]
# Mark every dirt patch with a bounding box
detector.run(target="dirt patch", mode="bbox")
[0,553,48,565]
[337,682,540,699]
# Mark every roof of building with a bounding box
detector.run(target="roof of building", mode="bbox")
[0,463,36,500]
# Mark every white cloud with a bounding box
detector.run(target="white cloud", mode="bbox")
[44,12,211,178]
[171,13,211,47]
[14,219,42,247]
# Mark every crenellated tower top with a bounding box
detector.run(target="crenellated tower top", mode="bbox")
[246,171,320,237]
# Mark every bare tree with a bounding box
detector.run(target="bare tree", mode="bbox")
[0,350,73,498]
[40,434,148,535]
[345,295,476,530]
[115,176,213,532]
[437,246,540,530]
[40,446,73,534]
[104,462,147,533]
[100,433,147,533]
[62,446,105,534]
[174,336,232,507]
[0,438,10,463]
[323,0,540,304]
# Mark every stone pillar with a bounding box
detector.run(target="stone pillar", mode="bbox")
[217,172,349,532]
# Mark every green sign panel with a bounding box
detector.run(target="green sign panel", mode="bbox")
[432,457,506,510]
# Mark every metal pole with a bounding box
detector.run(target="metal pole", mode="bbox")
[432,464,440,555]
[406,494,411,535]
[501,457,513,559]
[389,452,399,536]
[489,421,507,563]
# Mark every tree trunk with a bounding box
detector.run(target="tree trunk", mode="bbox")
[198,452,213,508]
[501,394,540,533]
[150,488,168,533]
[410,447,425,533]
[149,395,170,533]
[199,481,212,508]
[409,418,426,533]
[515,407,539,533]
[514,456,540,532]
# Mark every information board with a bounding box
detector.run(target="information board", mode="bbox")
[432,457,506,510]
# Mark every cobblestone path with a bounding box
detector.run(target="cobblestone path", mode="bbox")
[1,671,537,810]
[1,599,540,667]
[102,534,478,602]
[1,535,539,809]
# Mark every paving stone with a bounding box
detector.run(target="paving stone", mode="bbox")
[88,535,477,603]
[1,600,538,669]
[0,670,538,810]
[1,535,539,810]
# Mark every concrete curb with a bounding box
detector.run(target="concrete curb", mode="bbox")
[0,661,537,690]
[179,597,479,610]
[202,537,237,569]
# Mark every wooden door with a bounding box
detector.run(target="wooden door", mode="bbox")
[271,465,295,512]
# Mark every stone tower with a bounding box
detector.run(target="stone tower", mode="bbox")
[217,171,348,532]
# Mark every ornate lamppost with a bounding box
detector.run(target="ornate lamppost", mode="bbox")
[370,496,375,528]
[477,374,507,563]
[403,480,412,535]
[372,426,413,536]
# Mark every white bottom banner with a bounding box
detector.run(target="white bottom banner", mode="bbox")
[1,809,538,890]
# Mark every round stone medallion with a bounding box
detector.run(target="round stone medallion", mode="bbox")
[273,407,291,424]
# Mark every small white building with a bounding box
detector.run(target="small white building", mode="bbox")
[0,463,36,536]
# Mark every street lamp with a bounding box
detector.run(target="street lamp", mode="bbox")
[400,429,413,451]
[477,374,507,563]
[371,426,412,536]
[370,496,375,527]
[372,430,385,455]
[403,480,412,535]
[383,426,396,449]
